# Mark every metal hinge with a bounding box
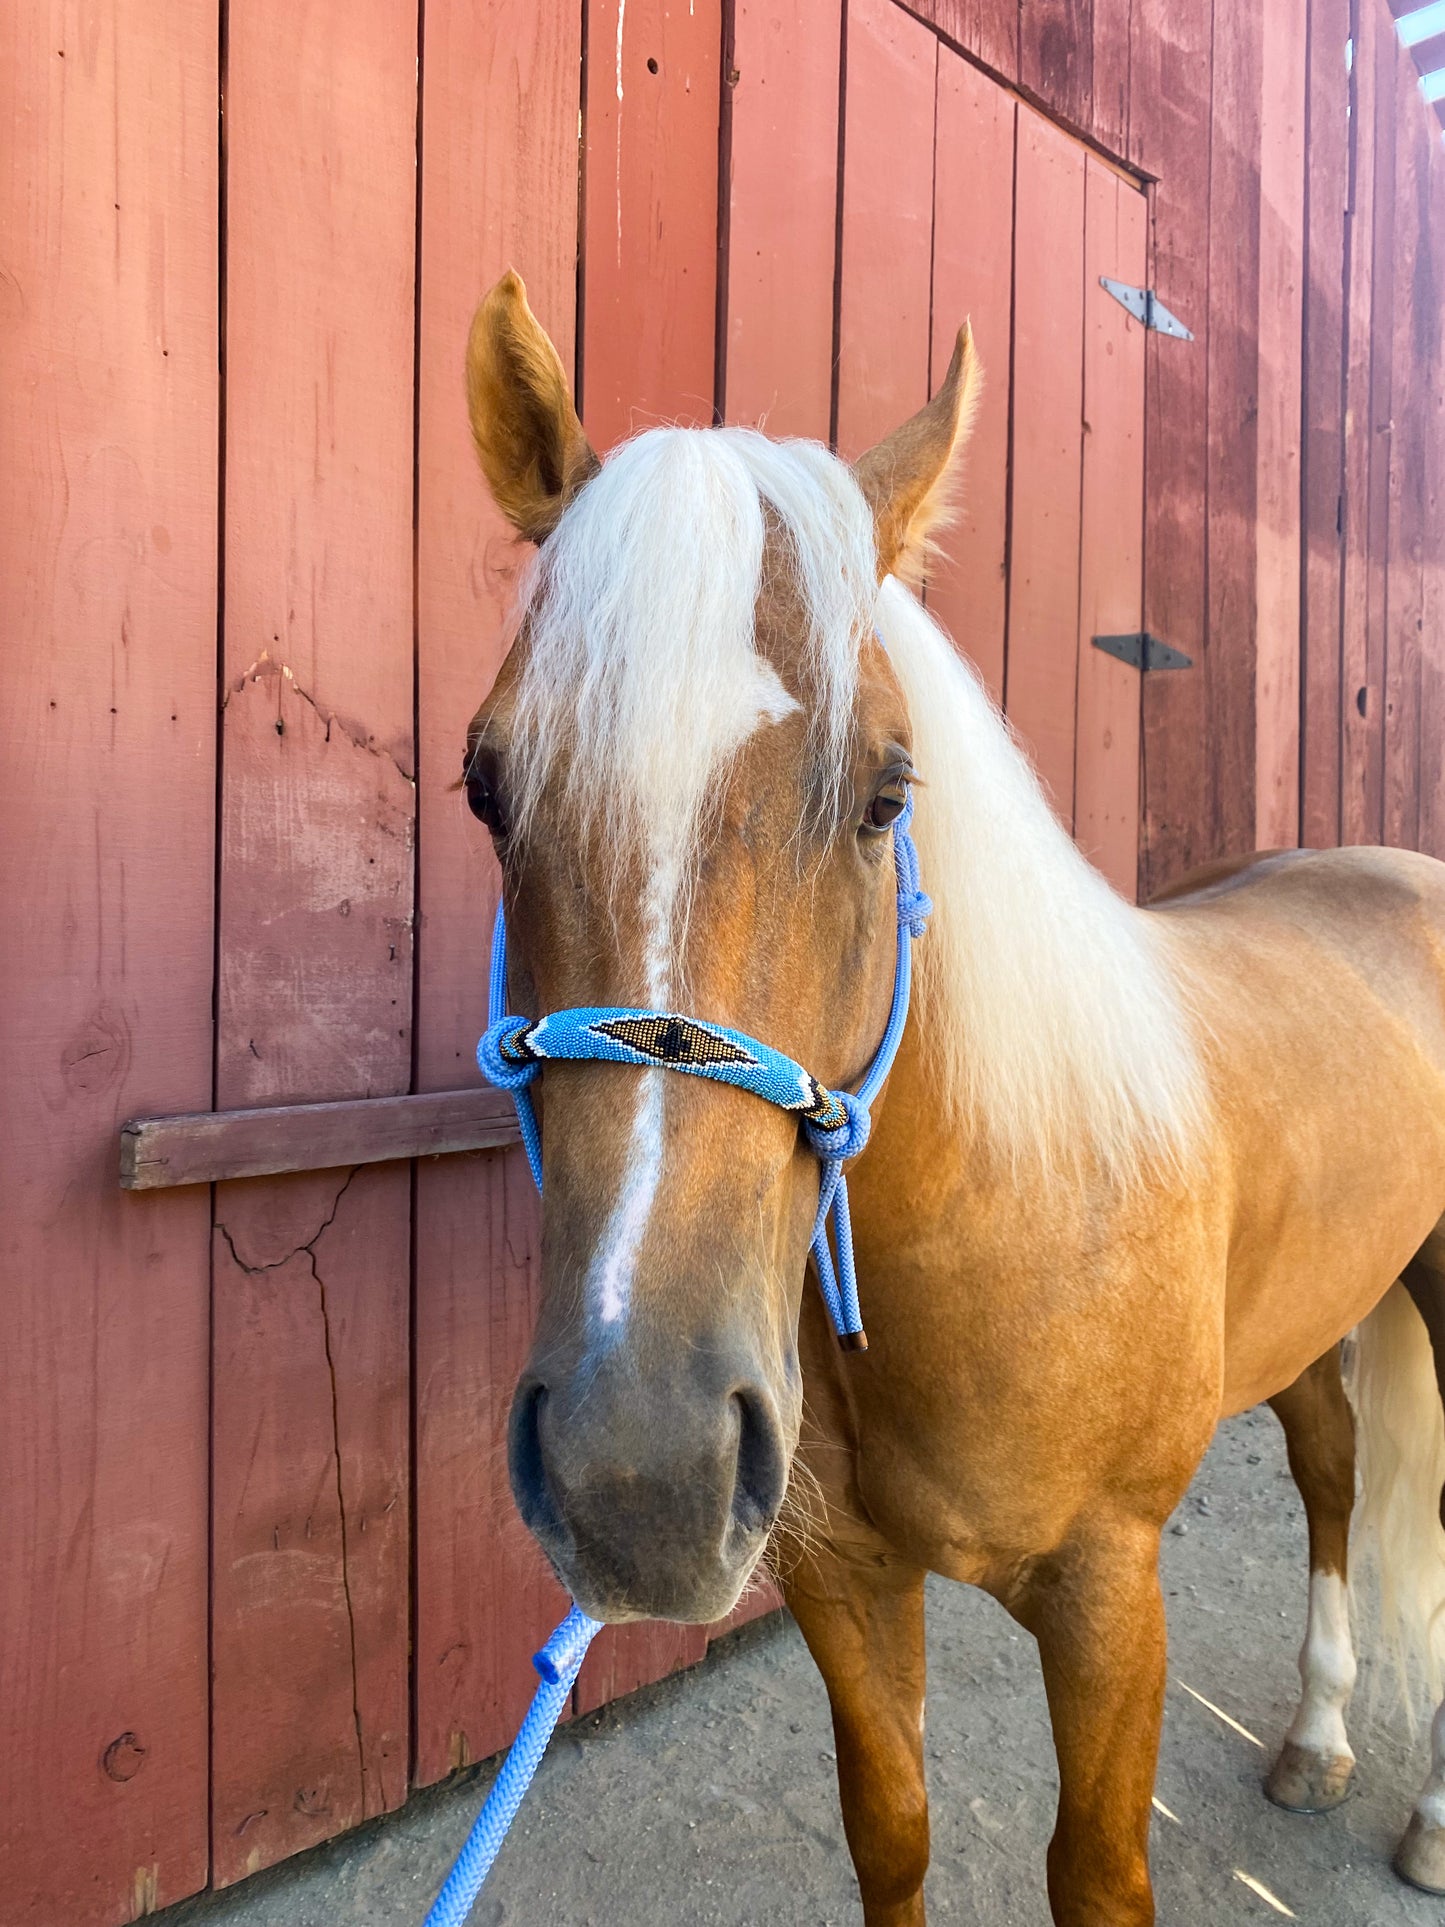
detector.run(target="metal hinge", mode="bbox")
[1099,277,1194,341]
[1092,632,1193,672]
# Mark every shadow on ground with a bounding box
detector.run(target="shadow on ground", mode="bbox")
[161,1409,1441,1925]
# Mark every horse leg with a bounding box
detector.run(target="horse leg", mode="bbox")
[1263,1345,1358,1812]
[1014,1518,1165,1927]
[1388,1239,1445,1892]
[786,1555,930,1927]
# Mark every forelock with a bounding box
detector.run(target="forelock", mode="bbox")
[501,426,880,906]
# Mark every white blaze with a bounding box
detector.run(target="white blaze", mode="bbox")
[584,672,798,1332]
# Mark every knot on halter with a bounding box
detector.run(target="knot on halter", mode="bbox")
[897,886,933,939]
[477,1018,540,1091]
[891,794,932,937]
[802,1088,871,1162]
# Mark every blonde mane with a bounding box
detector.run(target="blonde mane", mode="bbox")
[875,573,1204,1180]
[504,426,1204,1179]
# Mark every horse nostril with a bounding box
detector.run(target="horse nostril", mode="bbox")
[731,1390,787,1537]
[509,1382,565,1540]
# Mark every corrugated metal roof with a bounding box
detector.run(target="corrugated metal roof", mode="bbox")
[1394,2,1445,131]
[1397,0,1445,45]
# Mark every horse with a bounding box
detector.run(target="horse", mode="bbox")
[458,268,1445,1925]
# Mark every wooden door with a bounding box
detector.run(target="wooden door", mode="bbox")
[832,12,1151,896]
[5,8,1161,1922]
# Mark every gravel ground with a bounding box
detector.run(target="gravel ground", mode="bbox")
[161,1407,1445,1926]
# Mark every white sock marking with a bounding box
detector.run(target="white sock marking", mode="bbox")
[1413,1696,1445,1830]
[1285,1570,1356,1760]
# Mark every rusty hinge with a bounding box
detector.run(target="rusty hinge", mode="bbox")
[1099,278,1194,341]
[1092,632,1193,672]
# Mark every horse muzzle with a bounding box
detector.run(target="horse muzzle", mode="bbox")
[508,1352,790,1624]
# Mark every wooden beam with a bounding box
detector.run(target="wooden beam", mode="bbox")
[121,1089,520,1190]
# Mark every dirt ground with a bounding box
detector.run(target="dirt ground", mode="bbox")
[162,1407,1445,1926]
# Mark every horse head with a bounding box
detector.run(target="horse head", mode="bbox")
[461,270,978,1624]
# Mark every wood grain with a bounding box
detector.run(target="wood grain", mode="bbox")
[412,0,581,1787]
[893,0,1019,82]
[1299,0,1351,848]
[927,47,1017,703]
[1132,0,1213,893]
[723,0,842,436]
[1091,0,1133,155]
[1341,3,1397,847]
[835,0,939,458]
[0,4,218,1918]
[1382,36,1429,852]
[121,1090,520,1189]
[1073,163,1148,898]
[1004,106,1086,825]
[211,0,417,1878]
[582,0,724,448]
[1200,0,1264,869]
[1253,0,1308,850]
[1418,135,1445,862]
[1021,0,1092,133]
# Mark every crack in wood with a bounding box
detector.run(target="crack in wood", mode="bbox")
[307,1240,369,1816]
[214,1165,371,1810]
[213,1165,361,1275]
[226,652,416,785]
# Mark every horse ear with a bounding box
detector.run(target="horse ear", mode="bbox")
[466,270,600,543]
[853,323,982,584]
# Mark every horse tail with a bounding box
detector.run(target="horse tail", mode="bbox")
[1346,1280,1445,1717]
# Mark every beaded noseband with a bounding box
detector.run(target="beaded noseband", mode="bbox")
[476,792,930,1349]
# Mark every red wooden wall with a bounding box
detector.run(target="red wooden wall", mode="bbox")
[3,2,1443,1922]
[900,0,1445,887]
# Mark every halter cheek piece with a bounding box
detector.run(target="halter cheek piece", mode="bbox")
[476,793,930,1350]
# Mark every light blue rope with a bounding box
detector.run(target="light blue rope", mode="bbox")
[488,906,543,1188]
[421,1606,602,1927]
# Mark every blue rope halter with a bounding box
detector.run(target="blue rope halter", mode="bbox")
[421,794,929,1926]
[476,789,930,1349]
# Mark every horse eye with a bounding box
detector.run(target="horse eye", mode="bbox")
[466,780,507,833]
[864,786,907,832]
[463,748,508,835]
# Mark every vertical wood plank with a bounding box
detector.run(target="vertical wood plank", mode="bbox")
[1254,0,1308,850]
[835,0,938,459]
[413,0,582,1786]
[1074,164,1148,898]
[1339,1,1393,847]
[211,0,417,1880]
[1199,0,1263,869]
[1020,0,1092,133]
[1132,0,1212,893]
[1091,0,1132,155]
[1418,137,1445,863]
[927,48,1016,703]
[1382,37,1429,852]
[1004,106,1086,824]
[1299,0,1350,848]
[0,5,217,1919]
[576,0,727,1711]
[723,0,842,436]
[583,0,724,448]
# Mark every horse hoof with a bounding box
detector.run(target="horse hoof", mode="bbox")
[1264,1739,1354,1813]
[1394,1813,1445,1894]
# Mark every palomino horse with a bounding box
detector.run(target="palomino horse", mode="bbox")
[460,270,1445,1924]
